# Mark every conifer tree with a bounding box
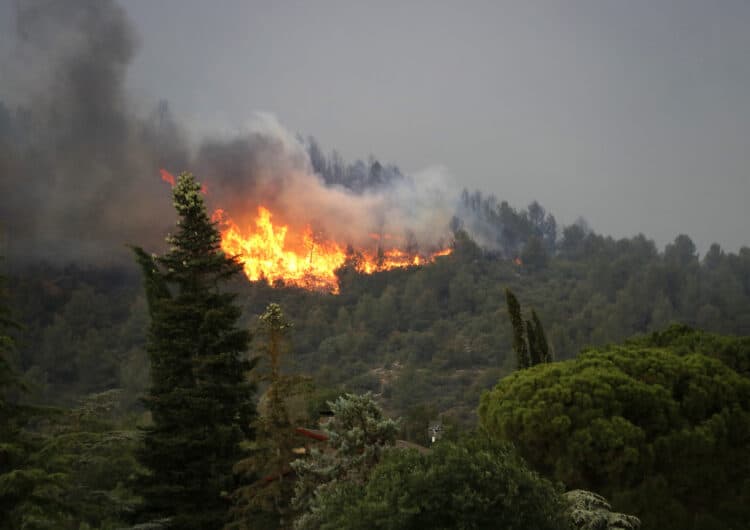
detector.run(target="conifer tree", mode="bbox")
[291,393,400,530]
[565,490,641,530]
[504,289,529,369]
[531,309,551,363]
[0,264,65,528]
[228,303,309,530]
[132,173,255,529]
[505,290,552,369]
[526,317,540,366]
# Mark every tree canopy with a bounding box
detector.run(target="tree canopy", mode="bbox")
[479,327,750,530]
[300,434,571,530]
[292,392,400,530]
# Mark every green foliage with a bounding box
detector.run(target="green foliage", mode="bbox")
[300,434,570,530]
[479,333,750,530]
[0,382,67,530]
[565,490,640,530]
[505,289,550,369]
[229,303,310,529]
[531,309,551,363]
[627,323,750,376]
[5,202,750,527]
[34,389,142,528]
[8,220,750,429]
[292,393,400,530]
[505,288,529,369]
[132,173,256,529]
[399,402,439,445]
[1,264,67,529]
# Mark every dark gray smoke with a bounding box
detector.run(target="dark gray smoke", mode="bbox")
[191,114,456,254]
[0,0,546,267]
[0,0,188,263]
[0,0,457,265]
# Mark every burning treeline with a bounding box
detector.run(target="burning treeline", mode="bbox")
[215,206,451,292]
[161,163,453,292]
[160,117,457,293]
[0,1,521,272]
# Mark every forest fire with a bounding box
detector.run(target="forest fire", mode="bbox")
[214,206,452,292]
[158,169,451,292]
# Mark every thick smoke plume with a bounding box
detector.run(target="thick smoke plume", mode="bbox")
[0,0,188,263]
[194,114,456,255]
[0,0,460,266]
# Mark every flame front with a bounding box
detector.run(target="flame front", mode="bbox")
[216,206,451,292]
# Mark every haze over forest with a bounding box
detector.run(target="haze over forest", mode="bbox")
[2,0,750,258]
[2,2,750,530]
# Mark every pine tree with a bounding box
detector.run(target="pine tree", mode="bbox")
[228,303,310,529]
[504,289,529,369]
[132,173,255,529]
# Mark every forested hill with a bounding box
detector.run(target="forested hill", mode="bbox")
[6,207,750,423]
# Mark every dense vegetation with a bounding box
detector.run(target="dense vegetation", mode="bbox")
[7,195,750,426]
[479,325,750,529]
[2,2,747,527]
[302,434,572,530]
[3,177,749,528]
[1,269,141,528]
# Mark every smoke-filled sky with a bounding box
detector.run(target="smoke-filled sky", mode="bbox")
[120,0,750,253]
[1,0,749,258]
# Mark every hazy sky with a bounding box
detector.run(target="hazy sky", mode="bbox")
[16,1,750,253]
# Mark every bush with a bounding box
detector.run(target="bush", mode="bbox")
[304,435,571,530]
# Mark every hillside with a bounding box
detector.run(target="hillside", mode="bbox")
[8,209,750,428]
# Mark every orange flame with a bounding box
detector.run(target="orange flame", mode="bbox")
[157,171,451,292]
[216,206,451,292]
[161,168,207,194]
[160,169,175,187]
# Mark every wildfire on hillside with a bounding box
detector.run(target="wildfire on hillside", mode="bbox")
[214,206,451,293]
[160,170,452,292]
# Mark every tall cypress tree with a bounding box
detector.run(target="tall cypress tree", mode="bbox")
[505,290,552,370]
[526,318,540,366]
[530,309,551,364]
[505,288,529,369]
[132,173,255,529]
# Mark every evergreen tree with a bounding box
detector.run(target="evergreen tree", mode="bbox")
[526,318,540,366]
[0,264,65,528]
[504,289,529,369]
[531,309,551,363]
[38,389,142,528]
[565,490,640,530]
[505,290,551,369]
[229,303,309,529]
[479,337,750,530]
[132,173,255,529]
[292,393,400,530]
[300,435,570,530]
